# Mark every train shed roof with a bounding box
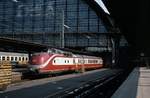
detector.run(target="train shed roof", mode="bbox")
[0,37,48,52]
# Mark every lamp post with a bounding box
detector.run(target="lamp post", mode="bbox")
[60,10,65,48]
[60,10,70,48]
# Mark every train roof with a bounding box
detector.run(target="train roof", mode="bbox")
[0,51,28,56]
[73,54,101,58]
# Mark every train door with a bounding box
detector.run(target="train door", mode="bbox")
[73,58,79,71]
[80,56,85,73]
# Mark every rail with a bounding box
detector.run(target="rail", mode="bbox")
[45,70,123,98]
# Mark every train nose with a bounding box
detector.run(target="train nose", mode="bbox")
[28,65,40,72]
[30,67,37,71]
[31,57,43,65]
[31,54,49,65]
[32,59,37,63]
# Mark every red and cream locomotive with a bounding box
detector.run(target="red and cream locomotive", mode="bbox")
[29,48,103,74]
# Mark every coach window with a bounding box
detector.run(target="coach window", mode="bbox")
[19,57,21,61]
[84,60,86,63]
[7,57,9,61]
[2,56,5,61]
[54,60,56,63]
[15,57,17,61]
[68,60,69,63]
[73,59,75,63]
[95,60,98,63]
[22,57,24,61]
[26,57,28,61]
[11,57,14,61]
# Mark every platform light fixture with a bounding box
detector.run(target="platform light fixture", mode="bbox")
[12,0,19,2]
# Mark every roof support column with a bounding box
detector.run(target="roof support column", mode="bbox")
[111,34,121,68]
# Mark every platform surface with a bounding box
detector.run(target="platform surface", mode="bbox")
[0,68,117,98]
[112,67,150,98]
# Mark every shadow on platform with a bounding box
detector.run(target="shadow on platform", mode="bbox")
[111,67,140,98]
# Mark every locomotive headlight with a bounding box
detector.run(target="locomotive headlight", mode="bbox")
[30,67,38,72]
[41,57,44,63]
[30,67,35,71]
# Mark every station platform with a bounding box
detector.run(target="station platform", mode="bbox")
[112,67,150,98]
[0,68,118,98]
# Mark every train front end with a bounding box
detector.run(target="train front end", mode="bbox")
[29,52,52,73]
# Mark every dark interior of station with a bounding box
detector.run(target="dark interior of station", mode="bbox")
[103,0,150,68]
[105,0,150,56]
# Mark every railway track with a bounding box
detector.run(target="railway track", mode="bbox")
[0,68,128,98]
[12,68,104,83]
[9,68,107,85]
[44,69,123,98]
